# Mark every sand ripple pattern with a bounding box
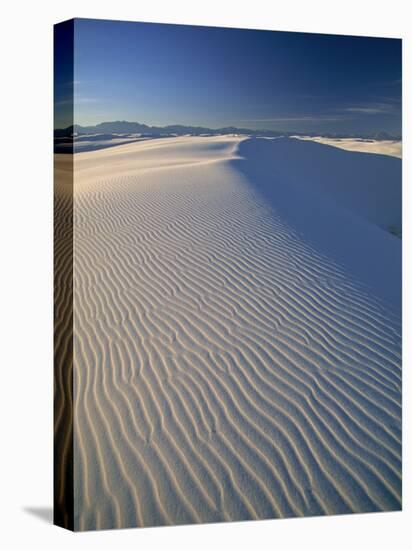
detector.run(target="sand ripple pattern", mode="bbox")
[54,155,74,530]
[72,137,401,530]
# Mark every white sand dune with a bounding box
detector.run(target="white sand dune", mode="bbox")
[60,135,401,530]
[292,135,402,159]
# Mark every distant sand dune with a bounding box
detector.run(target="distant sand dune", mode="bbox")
[58,136,401,530]
[292,135,402,159]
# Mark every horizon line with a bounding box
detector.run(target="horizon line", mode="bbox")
[56,119,402,139]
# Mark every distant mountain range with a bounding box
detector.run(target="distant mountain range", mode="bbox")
[54,121,401,141]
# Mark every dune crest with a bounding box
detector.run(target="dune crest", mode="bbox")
[64,136,401,530]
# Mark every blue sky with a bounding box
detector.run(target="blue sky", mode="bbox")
[55,18,401,135]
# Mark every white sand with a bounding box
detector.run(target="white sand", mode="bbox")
[63,136,401,530]
[291,135,402,158]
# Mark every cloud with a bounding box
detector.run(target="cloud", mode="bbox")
[75,97,98,104]
[385,77,402,86]
[237,115,349,124]
[62,79,93,86]
[234,100,400,129]
[55,96,98,106]
[343,103,397,115]
[345,107,385,114]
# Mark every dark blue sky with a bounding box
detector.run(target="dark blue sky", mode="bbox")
[55,18,402,135]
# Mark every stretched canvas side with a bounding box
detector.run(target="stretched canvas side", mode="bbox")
[53,18,74,531]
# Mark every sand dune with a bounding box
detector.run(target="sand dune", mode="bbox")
[291,135,402,159]
[59,136,401,530]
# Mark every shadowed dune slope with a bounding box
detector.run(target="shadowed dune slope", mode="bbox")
[238,137,401,233]
[232,137,401,309]
[69,136,401,531]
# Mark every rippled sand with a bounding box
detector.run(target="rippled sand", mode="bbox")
[55,136,401,530]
